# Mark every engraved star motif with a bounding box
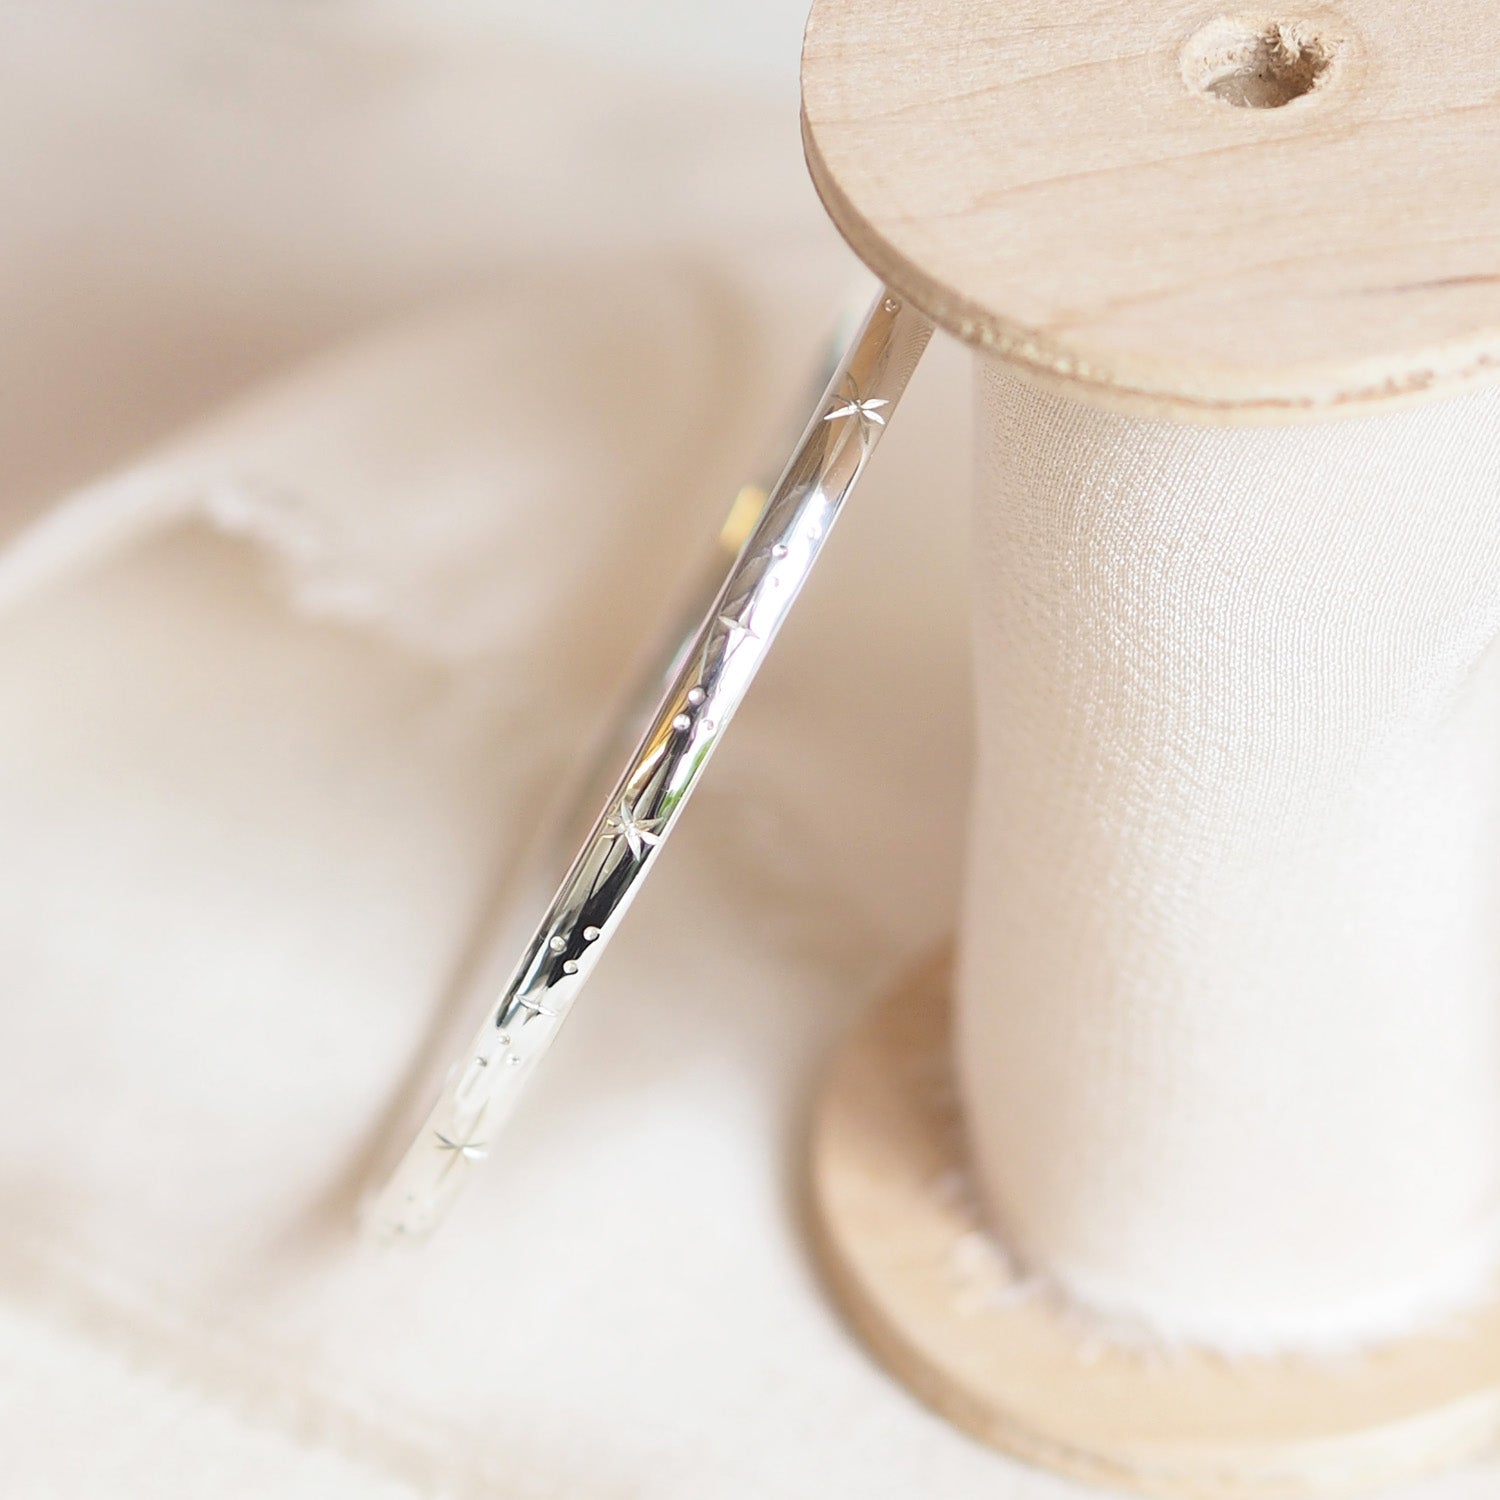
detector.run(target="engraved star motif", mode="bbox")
[514,993,558,1020]
[715,594,761,652]
[823,377,888,434]
[603,789,667,861]
[434,1127,488,1165]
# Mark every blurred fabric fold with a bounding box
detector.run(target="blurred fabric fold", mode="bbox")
[0,7,978,1498]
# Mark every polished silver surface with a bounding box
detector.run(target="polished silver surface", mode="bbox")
[365,288,932,1241]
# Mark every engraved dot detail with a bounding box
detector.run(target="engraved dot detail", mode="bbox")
[562,959,579,974]
[672,713,692,731]
[686,687,706,706]
[583,926,601,941]
[548,936,567,953]
[771,543,788,558]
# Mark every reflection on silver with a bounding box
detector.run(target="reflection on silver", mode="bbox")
[364,289,933,1242]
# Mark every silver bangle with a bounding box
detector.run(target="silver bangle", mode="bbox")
[364,288,932,1241]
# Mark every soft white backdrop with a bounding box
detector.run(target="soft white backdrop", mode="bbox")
[455,0,812,85]
[6,6,1500,1499]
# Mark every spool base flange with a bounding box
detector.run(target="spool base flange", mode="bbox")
[808,947,1500,1498]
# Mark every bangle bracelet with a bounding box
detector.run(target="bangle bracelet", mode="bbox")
[364,288,932,1241]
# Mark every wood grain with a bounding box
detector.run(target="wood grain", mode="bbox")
[801,1,1500,422]
[810,949,1500,1497]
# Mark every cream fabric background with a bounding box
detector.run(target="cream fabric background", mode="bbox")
[6,4,1500,1498]
[0,5,981,1498]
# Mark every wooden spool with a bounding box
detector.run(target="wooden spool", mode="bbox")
[802,0,1500,424]
[802,3,1500,1493]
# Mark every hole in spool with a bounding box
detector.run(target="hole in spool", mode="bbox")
[1182,16,1335,108]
